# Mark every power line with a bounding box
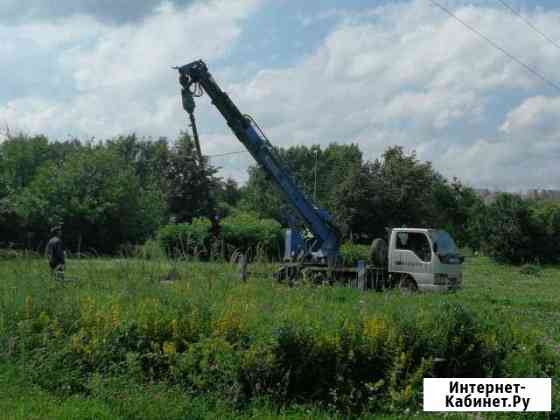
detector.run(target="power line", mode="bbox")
[496,0,560,51]
[206,150,248,158]
[428,0,560,93]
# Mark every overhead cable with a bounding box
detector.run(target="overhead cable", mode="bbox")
[207,150,248,158]
[496,0,560,51]
[428,0,560,93]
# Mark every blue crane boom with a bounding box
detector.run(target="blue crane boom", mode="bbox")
[176,60,339,261]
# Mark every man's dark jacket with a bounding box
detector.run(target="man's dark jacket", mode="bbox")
[46,236,65,267]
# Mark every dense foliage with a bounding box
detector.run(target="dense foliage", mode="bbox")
[240,144,363,226]
[158,218,212,257]
[0,133,236,253]
[338,242,370,266]
[2,133,559,262]
[242,145,484,246]
[473,194,560,263]
[158,211,283,261]
[14,146,163,254]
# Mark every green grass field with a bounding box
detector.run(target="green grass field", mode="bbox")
[0,256,558,419]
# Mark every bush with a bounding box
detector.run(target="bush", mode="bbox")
[4,262,558,416]
[158,212,283,261]
[158,218,211,258]
[482,194,535,263]
[50,307,530,408]
[134,239,167,260]
[221,211,283,260]
[339,242,370,265]
[14,147,163,254]
[481,194,560,264]
[528,200,560,263]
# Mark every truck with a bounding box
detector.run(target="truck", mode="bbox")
[175,60,463,292]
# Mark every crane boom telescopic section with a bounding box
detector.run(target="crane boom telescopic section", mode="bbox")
[175,60,339,260]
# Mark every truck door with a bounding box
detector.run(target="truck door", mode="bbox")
[390,231,433,285]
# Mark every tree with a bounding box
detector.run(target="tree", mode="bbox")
[432,178,483,248]
[0,134,55,245]
[527,200,560,262]
[213,178,242,217]
[0,134,53,191]
[332,161,388,239]
[482,194,533,263]
[164,133,219,223]
[106,134,170,190]
[464,199,488,252]
[218,178,241,207]
[333,146,484,245]
[376,146,441,228]
[15,146,163,253]
[240,143,363,225]
[241,144,482,244]
[47,138,84,163]
[334,146,440,241]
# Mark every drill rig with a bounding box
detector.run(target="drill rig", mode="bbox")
[175,60,464,291]
[176,60,340,281]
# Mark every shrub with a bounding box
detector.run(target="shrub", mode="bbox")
[134,239,167,260]
[4,259,558,416]
[173,337,242,398]
[158,212,283,261]
[481,195,560,263]
[221,211,283,260]
[158,218,211,258]
[482,194,534,263]
[528,200,560,263]
[9,297,557,414]
[339,242,370,265]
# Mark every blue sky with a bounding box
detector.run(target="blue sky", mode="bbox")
[1,0,560,190]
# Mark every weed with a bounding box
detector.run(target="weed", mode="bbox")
[0,256,558,418]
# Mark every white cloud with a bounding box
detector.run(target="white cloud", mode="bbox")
[66,0,257,91]
[199,133,253,182]
[0,0,260,139]
[2,0,560,189]
[224,0,560,188]
[9,15,104,49]
[298,8,351,27]
[500,95,560,137]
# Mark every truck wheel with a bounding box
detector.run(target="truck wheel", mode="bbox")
[398,274,418,294]
[369,238,388,266]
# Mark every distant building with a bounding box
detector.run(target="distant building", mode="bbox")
[523,189,560,201]
[474,188,560,203]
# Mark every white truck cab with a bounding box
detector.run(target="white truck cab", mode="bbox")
[387,228,463,292]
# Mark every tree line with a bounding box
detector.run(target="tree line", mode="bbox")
[0,133,235,253]
[1,132,558,263]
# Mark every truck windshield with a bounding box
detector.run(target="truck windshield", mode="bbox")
[432,230,459,256]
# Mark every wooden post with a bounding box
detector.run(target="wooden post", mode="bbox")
[327,255,335,284]
[239,253,247,282]
[357,260,366,291]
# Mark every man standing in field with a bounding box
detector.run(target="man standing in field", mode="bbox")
[210,215,221,239]
[46,226,65,280]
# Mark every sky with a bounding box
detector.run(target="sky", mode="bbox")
[1,0,560,191]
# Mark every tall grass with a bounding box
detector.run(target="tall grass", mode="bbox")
[0,256,558,418]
